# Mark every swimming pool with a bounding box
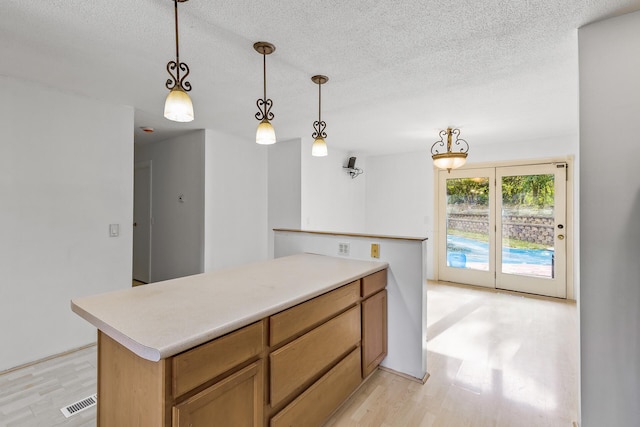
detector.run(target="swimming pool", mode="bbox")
[447,235,553,265]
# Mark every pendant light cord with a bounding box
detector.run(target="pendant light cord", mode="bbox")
[263,53,267,102]
[174,0,180,81]
[318,81,322,123]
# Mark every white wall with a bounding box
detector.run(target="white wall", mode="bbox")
[0,76,133,371]
[365,152,433,275]
[135,131,206,282]
[267,138,302,258]
[301,138,367,233]
[579,11,640,426]
[204,129,268,271]
[469,134,578,163]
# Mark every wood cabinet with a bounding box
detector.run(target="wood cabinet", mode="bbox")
[361,269,387,298]
[172,321,264,397]
[360,269,388,378]
[269,280,359,347]
[362,289,388,378]
[270,349,362,427]
[97,332,171,427]
[173,361,263,427]
[270,306,360,406]
[97,268,387,427]
[97,321,265,427]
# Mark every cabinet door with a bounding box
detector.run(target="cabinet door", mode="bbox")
[362,290,387,378]
[173,361,263,427]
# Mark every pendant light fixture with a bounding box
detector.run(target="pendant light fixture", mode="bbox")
[164,0,194,122]
[311,75,329,157]
[254,42,276,145]
[431,127,469,172]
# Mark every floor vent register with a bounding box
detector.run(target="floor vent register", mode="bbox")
[60,394,97,418]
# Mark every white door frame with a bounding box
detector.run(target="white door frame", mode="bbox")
[133,160,152,283]
[433,156,575,300]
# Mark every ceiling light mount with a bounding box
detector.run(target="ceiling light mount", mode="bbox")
[431,127,469,172]
[164,0,194,122]
[311,75,329,85]
[254,41,276,145]
[311,75,329,157]
[253,41,275,56]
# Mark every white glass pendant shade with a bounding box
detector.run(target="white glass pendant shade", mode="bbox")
[256,119,276,145]
[312,137,328,157]
[164,86,194,122]
[432,153,467,171]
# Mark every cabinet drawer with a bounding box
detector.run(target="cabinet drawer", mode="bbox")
[270,306,360,406]
[173,360,263,427]
[172,321,264,397]
[361,269,387,298]
[270,281,359,346]
[270,348,361,427]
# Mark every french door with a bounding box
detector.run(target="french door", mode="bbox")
[438,163,567,298]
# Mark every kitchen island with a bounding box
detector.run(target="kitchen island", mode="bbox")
[72,253,388,426]
[274,229,429,381]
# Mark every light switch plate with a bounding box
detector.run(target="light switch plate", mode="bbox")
[109,224,119,237]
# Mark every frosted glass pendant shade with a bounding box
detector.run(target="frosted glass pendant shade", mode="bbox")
[256,119,276,145]
[164,86,194,122]
[432,153,467,171]
[312,137,328,157]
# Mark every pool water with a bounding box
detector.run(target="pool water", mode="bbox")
[447,235,553,266]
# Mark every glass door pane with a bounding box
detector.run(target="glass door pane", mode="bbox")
[501,174,555,278]
[438,168,495,288]
[446,177,490,271]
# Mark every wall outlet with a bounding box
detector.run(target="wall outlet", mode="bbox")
[338,242,350,256]
[371,243,380,258]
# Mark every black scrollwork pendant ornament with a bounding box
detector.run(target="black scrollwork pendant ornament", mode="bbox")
[166,60,191,93]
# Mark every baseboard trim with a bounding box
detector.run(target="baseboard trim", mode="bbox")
[379,366,430,384]
[0,342,96,376]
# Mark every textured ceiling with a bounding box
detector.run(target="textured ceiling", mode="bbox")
[2,0,640,155]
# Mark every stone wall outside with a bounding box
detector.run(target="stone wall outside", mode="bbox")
[448,213,554,245]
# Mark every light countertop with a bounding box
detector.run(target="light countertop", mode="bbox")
[274,228,428,241]
[71,253,387,362]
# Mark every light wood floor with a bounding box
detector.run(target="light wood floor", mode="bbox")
[0,282,578,426]
[325,282,579,426]
[0,346,96,426]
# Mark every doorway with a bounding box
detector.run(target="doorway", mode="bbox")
[133,161,152,284]
[437,162,569,298]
